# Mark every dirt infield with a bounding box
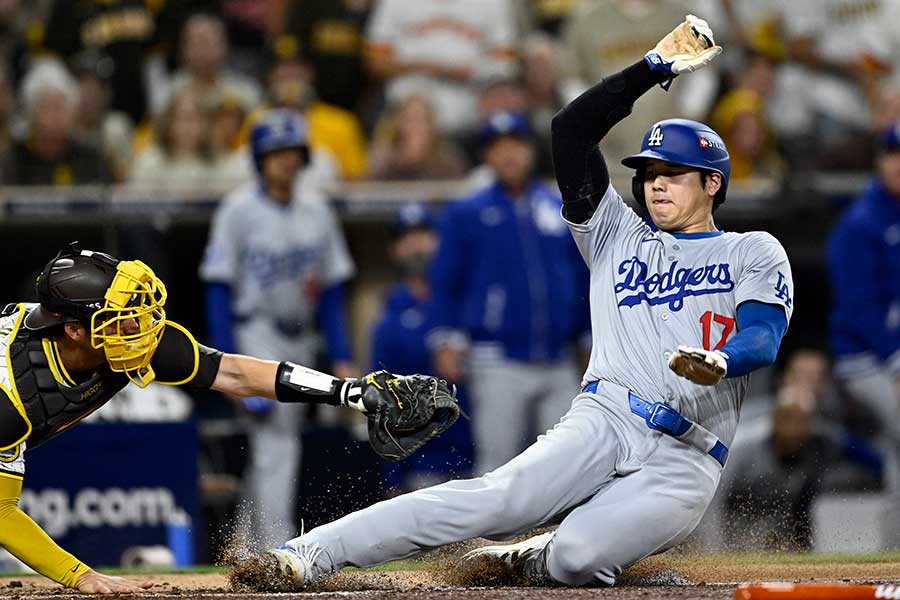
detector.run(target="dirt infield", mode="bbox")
[3,553,900,600]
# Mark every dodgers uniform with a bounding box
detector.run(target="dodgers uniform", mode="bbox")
[200,177,355,549]
[279,58,792,585]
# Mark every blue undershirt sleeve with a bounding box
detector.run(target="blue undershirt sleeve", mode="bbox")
[719,301,788,378]
[318,283,352,364]
[204,282,236,355]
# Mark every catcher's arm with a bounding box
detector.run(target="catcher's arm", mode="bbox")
[211,355,369,412]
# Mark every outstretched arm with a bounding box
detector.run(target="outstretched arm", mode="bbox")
[552,15,721,223]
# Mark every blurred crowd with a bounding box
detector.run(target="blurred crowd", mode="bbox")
[3,0,900,190]
[5,0,900,559]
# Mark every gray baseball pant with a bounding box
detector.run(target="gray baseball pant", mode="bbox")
[286,383,721,586]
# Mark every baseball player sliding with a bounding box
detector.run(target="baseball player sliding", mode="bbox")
[250,15,793,588]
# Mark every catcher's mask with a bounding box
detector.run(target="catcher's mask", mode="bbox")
[26,242,167,387]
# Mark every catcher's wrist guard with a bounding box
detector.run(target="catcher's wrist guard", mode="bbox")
[275,361,362,407]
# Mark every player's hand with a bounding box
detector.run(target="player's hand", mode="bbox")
[75,569,154,594]
[645,15,722,76]
[668,346,727,386]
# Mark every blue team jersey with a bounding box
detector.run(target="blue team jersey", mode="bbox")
[428,180,590,362]
[828,180,900,368]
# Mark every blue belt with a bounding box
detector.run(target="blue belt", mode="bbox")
[582,381,729,467]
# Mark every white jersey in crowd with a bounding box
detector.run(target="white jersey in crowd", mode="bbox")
[366,0,517,133]
[568,184,794,447]
[199,179,355,332]
[774,0,900,131]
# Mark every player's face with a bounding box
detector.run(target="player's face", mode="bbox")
[484,136,535,191]
[877,151,900,198]
[262,148,304,191]
[642,159,717,233]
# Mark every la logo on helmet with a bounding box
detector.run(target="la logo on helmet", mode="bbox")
[648,124,664,147]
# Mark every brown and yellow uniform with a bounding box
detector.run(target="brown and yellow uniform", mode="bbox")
[0,303,221,587]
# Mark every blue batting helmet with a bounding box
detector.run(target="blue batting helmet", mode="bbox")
[250,108,310,174]
[622,118,730,208]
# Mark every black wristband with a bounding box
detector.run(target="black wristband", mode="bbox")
[275,361,344,406]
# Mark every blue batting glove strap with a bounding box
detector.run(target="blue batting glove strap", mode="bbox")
[242,396,275,414]
[643,53,675,90]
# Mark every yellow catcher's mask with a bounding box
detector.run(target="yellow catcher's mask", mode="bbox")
[89,260,167,387]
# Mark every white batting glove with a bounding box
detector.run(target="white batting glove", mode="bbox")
[645,15,722,77]
[668,346,727,386]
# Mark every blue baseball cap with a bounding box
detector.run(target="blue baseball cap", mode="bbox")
[392,202,435,236]
[478,111,534,148]
[879,122,900,153]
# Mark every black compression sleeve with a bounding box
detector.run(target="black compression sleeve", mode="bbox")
[551,59,670,223]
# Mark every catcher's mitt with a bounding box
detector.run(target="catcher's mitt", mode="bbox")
[359,370,461,461]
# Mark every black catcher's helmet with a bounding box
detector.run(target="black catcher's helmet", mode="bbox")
[23,242,120,330]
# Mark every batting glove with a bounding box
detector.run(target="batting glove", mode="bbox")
[645,15,722,80]
[668,346,727,386]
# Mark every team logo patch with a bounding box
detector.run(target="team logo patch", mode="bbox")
[615,256,735,311]
[774,271,792,308]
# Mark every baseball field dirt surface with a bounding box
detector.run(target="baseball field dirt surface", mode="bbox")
[3,550,900,599]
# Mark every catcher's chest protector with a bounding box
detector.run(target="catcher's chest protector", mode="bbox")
[1,304,128,450]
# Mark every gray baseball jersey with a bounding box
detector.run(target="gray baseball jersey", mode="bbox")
[570,184,793,447]
[200,180,355,345]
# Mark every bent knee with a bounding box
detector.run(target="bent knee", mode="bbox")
[545,531,620,586]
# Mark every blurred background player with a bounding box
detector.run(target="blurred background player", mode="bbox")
[428,111,590,474]
[370,203,473,493]
[199,109,356,550]
[828,122,900,547]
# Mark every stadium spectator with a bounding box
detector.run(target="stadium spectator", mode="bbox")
[247,48,367,180]
[0,0,36,87]
[428,112,589,473]
[828,121,900,546]
[129,90,240,192]
[515,0,584,36]
[41,0,162,123]
[365,0,518,135]
[371,203,474,493]
[772,0,900,169]
[710,54,785,182]
[151,13,262,117]
[367,95,469,180]
[70,50,134,183]
[558,0,696,161]
[280,0,374,112]
[522,32,566,176]
[7,60,111,185]
[210,95,252,177]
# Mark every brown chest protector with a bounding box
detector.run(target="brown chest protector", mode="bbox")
[8,327,129,449]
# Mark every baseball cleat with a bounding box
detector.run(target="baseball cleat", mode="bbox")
[462,531,555,567]
[265,543,322,590]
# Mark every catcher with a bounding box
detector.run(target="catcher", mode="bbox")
[0,243,459,594]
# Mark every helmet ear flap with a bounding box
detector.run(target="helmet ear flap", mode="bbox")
[632,168,646,207]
